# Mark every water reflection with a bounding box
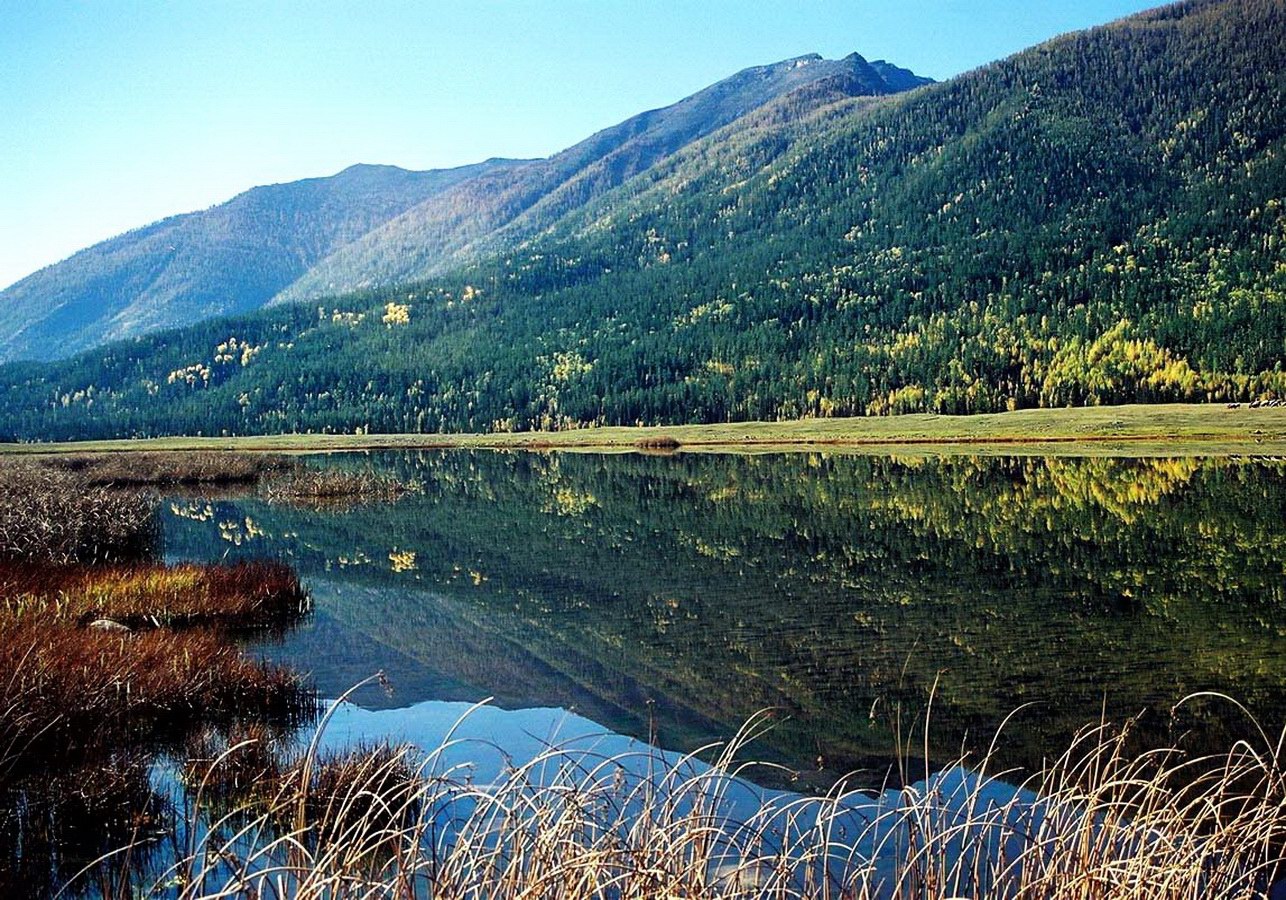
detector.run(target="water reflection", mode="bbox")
[163,451,1286,787]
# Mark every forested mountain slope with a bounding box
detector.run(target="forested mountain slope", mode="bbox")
[0,0,1282,440]
[266,53,928,306]
[0,161,521,363]
[0,54,925,364]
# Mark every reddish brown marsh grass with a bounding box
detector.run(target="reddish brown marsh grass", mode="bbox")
[0,623,308,770]
[0,458,314,780]
[0,559,308,630]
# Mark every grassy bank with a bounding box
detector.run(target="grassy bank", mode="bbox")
[0,463,311,774]
[2,404,1285,457]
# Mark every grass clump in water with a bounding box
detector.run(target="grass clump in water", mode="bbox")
[260,466,413,507]
[0,559,308,631]
[39,451,291,487]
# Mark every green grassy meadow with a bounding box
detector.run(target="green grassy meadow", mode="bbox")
[2,404,1285,457]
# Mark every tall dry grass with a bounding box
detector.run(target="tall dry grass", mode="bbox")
[122,695,1286,900]
[41,451,290,487]
[0,463,156,564]
[260,467,413,508]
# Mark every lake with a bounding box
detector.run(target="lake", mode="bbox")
[161,450,1286,790]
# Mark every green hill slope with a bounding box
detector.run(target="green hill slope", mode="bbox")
[0,0,1282,440]
[0,54,924,365]
[266,52,928,306]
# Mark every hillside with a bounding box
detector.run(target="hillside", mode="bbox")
[0,161,522,362]
[0,0,1282,440]
[0,53,927,364]
[264,53,928,305]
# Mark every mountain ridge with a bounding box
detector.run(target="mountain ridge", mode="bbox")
[0,52,930,363]
[266,51,929,307]
[0,157,525,361]
[0,0,1282,441]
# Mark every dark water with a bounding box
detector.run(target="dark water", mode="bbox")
[158,450,1286,788]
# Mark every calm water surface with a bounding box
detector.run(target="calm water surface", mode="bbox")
[161,450,1286,786]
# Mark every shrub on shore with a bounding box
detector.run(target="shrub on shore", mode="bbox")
[634,434,682,451]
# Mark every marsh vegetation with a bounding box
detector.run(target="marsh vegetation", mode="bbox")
[0,458,314,896]
[2,450,1286,897]
[127,701,1286,899]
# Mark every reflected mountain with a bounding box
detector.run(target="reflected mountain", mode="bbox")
[163,451,1286,787]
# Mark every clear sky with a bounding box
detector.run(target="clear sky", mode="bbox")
[0,0,1161,291]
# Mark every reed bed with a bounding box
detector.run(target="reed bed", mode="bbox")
[0,559,308,630]
[0,623,308,770]
[0,463,155,564]
[0,457,314,780]
[41,451,290,487]
[260,467,413,507]
[182,726,421,847]
[130,698,1286,900]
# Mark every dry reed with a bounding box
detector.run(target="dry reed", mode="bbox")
[0,464,155,564]
[131,696,1286,900]
[260,467,412,507]
[41,452,290,487]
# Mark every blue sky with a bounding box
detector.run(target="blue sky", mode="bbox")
[0,0,1159,291]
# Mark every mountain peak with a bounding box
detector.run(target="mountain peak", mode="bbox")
[0,47,932,363]
[783,53,825,67]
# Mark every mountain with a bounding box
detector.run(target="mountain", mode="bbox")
[0,53,929,364]
[0,0,1282,441]
[267,53,932,307]
[0,160,524,363]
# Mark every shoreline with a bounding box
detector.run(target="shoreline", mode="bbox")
[3,403,1285,457]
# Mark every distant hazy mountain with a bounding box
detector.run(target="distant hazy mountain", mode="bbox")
[0,53,929,363]
[0,160,524,362]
